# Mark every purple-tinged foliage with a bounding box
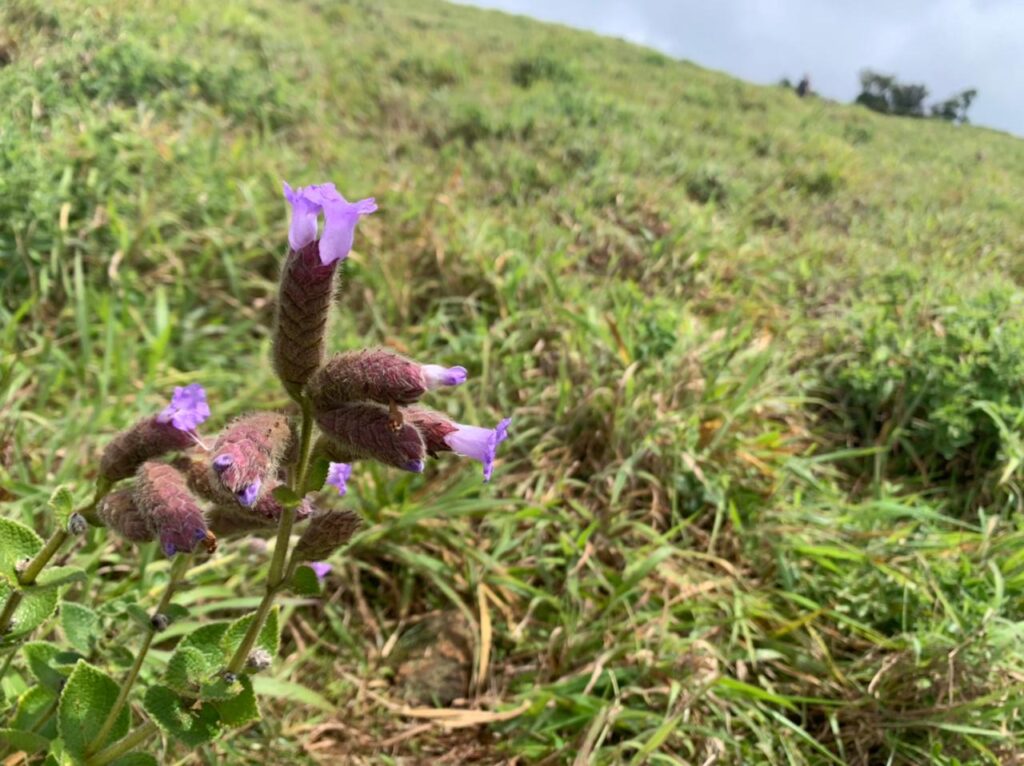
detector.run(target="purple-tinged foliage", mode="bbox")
[211,413,292,504]
[294,509,362,561]
[134,462,211,557]
[97,489,155,543]
[99,418,196,483]
[315,402,426,472]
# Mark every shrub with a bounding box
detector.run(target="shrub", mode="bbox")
[818,273,1024,507]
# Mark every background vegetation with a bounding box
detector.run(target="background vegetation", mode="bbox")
[2,0,1024,762]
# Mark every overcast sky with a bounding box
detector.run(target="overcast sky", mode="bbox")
[464,0,1022,136]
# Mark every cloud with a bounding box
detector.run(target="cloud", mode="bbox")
[463,0,1022,135]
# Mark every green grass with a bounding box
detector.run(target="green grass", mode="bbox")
[3,0,1024,762]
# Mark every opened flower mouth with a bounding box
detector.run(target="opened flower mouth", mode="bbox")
[283,181,377,265]
[444,418,512,482]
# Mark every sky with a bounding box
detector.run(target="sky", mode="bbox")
[463,0,1023,136]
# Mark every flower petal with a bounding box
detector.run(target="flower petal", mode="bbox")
[156,383,210,432]
[326,462,353,496]
[319,197,377,265]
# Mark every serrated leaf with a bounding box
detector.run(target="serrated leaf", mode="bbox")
[179,622,230,668]
[23,641,78,692]
[143,685,222,747]
[211,675,259,728]
[0,727,51,753]
[290,564,322,597]
[165,645,215,697]
[61,602,100,655]
[110,754,159,766]
[124,603,151,630]
[303,456,331,494]
[0,517,43,579]
[164,603,190,623]
[220,607,280,661]
[271,485,303,509]
[49,486,75,523]
[33,566,87,590]
[58,660,130,760]
[12,686,58,733]
[0,578,59,642]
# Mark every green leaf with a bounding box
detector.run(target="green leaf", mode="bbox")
[0,517,43,580]
[49,486,75,523]
[211,675,259,728]
[165,645,214,697]
[251,676,336,713]
[124,603,152,630]
[290,564,322,597]
[179,622,230,667]
[33,565,87,590]
[303,456,331,494]
[164,603,190,623]
[0,578,59,642]
[11,686,58,733]
[143,685,223,747]
[57,661,130,760]
[61,602,101,655]
[109,754,159,766]
[23,641,79,692]
[220,607,280,660]
[271,485,303,509]
[0,727,51,753]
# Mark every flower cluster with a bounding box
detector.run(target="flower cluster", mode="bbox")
[94,178,512,560]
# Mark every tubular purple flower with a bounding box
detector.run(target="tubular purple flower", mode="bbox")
[156,383,211,432]
[282,180,376,265]
[421,365,468,389]
[319,196,378,265]
[326,462,352,496]
[283,182,321,252]
[444,418,512,482]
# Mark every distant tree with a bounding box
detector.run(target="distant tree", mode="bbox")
[855,70,977,124]
[796,75,811,98]
[778,76,793,89]
[930,88,978,124]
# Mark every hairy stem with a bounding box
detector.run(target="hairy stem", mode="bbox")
[226,398,315,673]
[85,555,191,756]
[85,720,158,766]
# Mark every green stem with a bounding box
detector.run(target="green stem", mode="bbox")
[0,516,81,635]
[85,555,190,757]
[225,398,315,674]
[85,720,158,766]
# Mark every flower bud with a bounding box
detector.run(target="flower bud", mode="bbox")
[205,479,313,538]
[247,648,273,671]
[134,462,211,557]
[97,489,155,543]
[66,513,88,536]
[211,413,293,506]
[150,613,170,632]
[315,402,426,472]
[99,417,195,483]
[273,241,338,399]
[293,509,362,561]
[308,349,464,412]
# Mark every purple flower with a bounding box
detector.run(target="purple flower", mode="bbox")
[310,561,333,581]
[326,462,352,496]
[156,384,210,432]
[422,364,468,389]
[282,180,377,265]
[444,417,511,482]
[236,479,261,507]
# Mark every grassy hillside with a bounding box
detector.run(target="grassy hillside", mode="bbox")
[3,0,1024,762]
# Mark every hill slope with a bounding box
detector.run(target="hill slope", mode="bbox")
[2,0,1024,763]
